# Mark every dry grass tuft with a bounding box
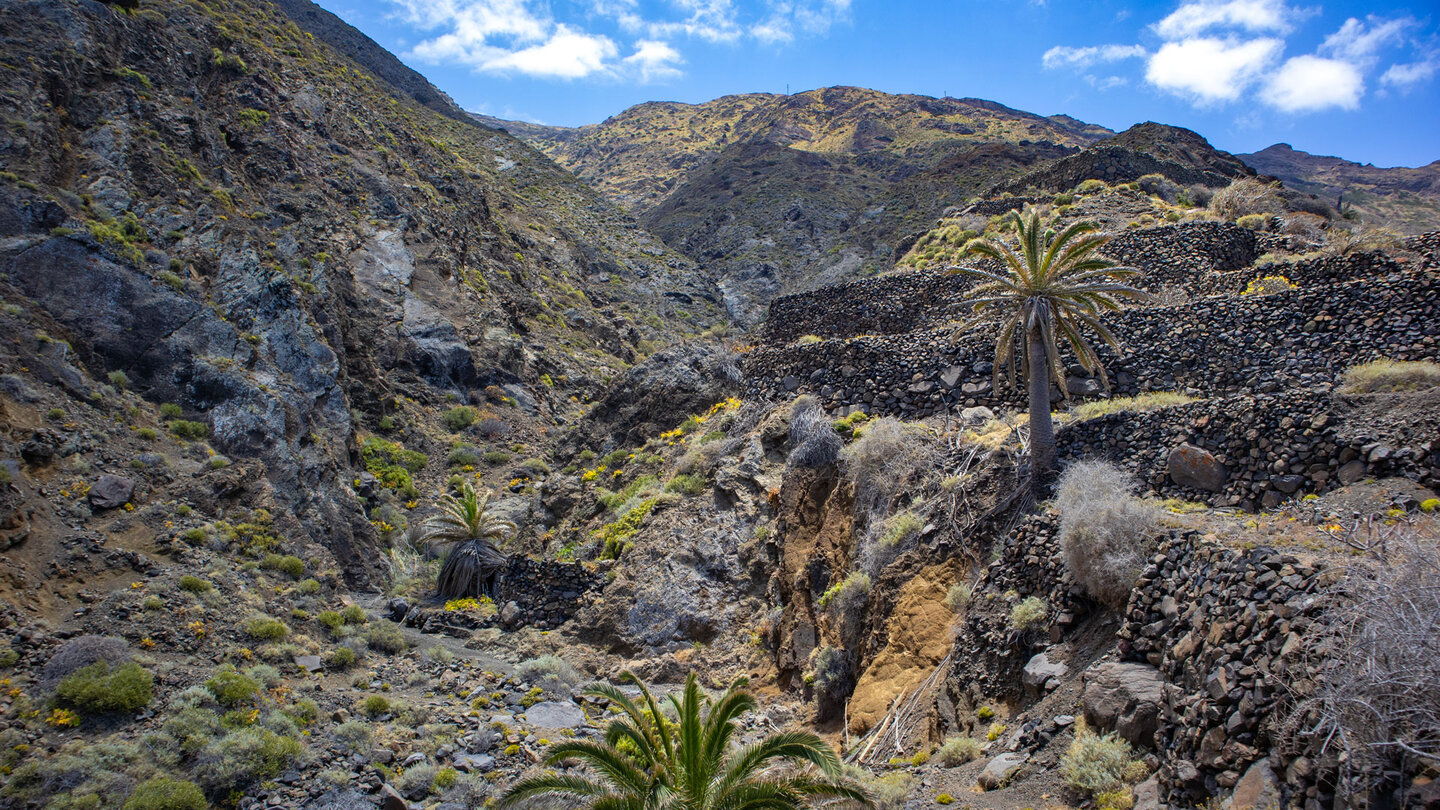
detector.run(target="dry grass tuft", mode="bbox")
[1339,359,1440,394]
[1068,391,1194,422]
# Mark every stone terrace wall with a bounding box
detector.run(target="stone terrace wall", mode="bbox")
[402,556,603,634]
[743,267,1440,418]
[1100,221,1259,290]
[762,267,969,343]
[498,557,602,629]
[1056,391,1440,511]
[760,222,1279,343]
[1123,537,1334,805]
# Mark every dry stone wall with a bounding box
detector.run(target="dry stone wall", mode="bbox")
[1056,390,1440,511]
[744,264,1440,419]
[400,556,603,634]
[762,267,968,343]
[1122,536,1335,805]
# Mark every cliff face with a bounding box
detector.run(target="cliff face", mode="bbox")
[1239,143,1440,234]
[0,0,723,582]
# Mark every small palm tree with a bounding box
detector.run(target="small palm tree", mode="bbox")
[422,482,514,599]
[500,671,871,809]
[956,208,1147,496]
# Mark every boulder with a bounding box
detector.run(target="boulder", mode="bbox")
[89,474,135,509]
[977,752,1026,790]
[1082,661,1164,748]
[960,406,995,423]
[1225,759,1282,810]
[452,753,495,773]
[1022,651,1067,697]
[1168,443,1227,492]
[523,700,587,729]
[294,655,324,673]
[379,783,409,810]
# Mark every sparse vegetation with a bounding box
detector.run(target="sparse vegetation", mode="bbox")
[1009,596,1048,632]
[1069,391,1193,421]
[122,778,207,810]
[1340,359,1440,394]
[935,736,982,766]
[1061,723,1148,796]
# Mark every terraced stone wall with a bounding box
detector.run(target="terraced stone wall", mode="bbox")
[762,267,967,343]
[498,557,603,630]
[744,264,1439,420]
[760,222,1275,342]
[1123,537,1334,805]
[1057,391,1440,510]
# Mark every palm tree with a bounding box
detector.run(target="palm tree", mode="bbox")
[422,482,515,599]
[500,671,871,809]
[956,208,1147,496]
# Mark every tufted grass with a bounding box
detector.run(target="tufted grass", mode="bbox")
[1068,391,1194,422]
[1340,360,1440,394]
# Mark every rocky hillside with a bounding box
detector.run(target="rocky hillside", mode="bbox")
[1239,143,1440,234]
[483,87,1116,323]
[0,0,726,585]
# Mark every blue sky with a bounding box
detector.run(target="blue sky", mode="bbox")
[315,0,1440,167]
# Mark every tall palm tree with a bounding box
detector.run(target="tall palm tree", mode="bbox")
[422,482,515,599]
[956,208,1147,496]
[500,671,871,810]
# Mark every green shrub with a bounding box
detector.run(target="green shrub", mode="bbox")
[137,427,157,440]
[47,407,65,421]
[0,648,18,668]
[168,420,207,440]
[193,727,302,792]
[296,578,321,595]
[326,646,358,669]
[664,474,707,495]
[442,406,476,432]
[107,370,129,389]
[261,554,304,578]
[205,665,259,706]
[934,735,981,766]
[1061,726,1147,796]
[446,444,481,468]
[818,571,871,618]
[340,605,367,624]
[796,334,822,345]
[179,528,207,545]
[481,450,510,465]
[362,695,390,717]
[944,582,972,612]
[160,403,183,419]
[122,778,206,810]
[1237,213,1268,231]
[1075,179,1107,194]
[244,616,290,641]
[178,575,212,593]
[362,621,406,654]
[1009,597,1047,632]
[597,475,660,512]
[56,661,154,714]
[317,610,344,635]
[517,457,551,478]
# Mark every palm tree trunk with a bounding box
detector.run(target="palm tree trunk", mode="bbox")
[1026,325,1057,497]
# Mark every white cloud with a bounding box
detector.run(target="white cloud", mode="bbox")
[1042,44,1146,70]
[1154,0,1296,39]
[646,0,744,43]
[1261,54,1364,111]
[482,25,619,78]
[751,0,850,44]
[1320,16,1411,64]
[1145,36,1283,103]
[623,39,684,82]
[1084,74,1129,90]
[1381,58,1440,88]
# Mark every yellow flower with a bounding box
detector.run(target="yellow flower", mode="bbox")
[130,582,143,589]
[45,709,80,728]
[140,638,155,649]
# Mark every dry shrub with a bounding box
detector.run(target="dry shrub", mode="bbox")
[1340,359,1440,394]
[39,636,131,692]
[1209,177,1282,221]
[1284,528,1440,791]
[842,417,938,520]
[786,395,841,469]
[1056,461,1161,607]
[1324,225,1402,257]
[1280,212,1328,240]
